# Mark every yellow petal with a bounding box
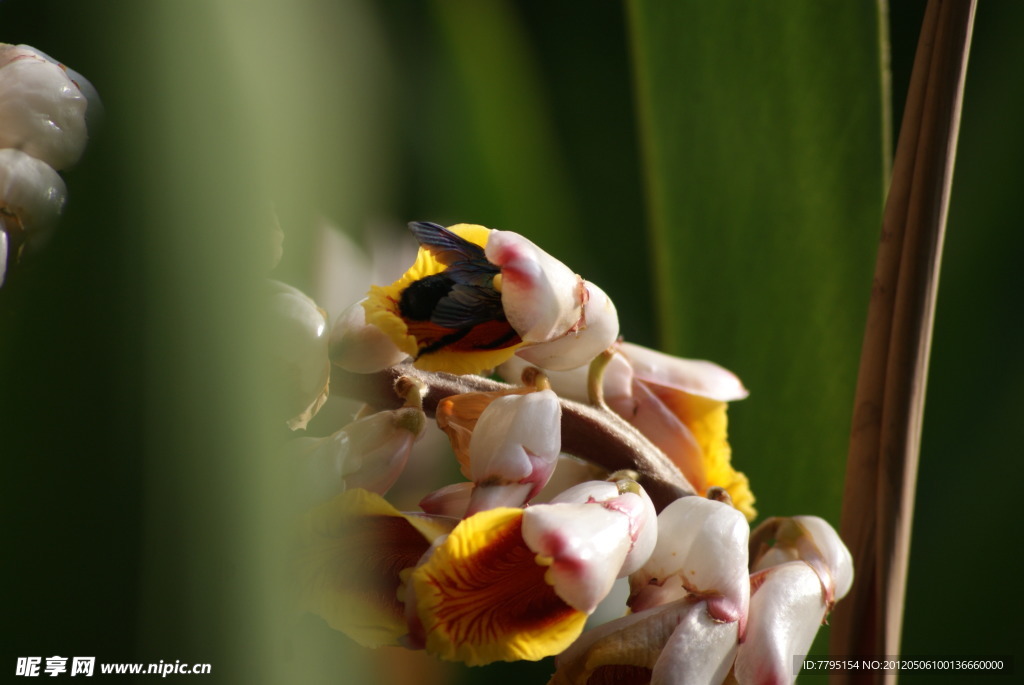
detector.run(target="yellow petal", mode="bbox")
[412,507,586,665]
[648,383,757,521]
[295,489,453,647]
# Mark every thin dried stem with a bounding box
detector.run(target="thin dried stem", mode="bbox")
[830,1,976,680]
[331,364,694,511]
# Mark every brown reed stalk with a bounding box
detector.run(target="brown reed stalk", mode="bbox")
[829,2,976,682]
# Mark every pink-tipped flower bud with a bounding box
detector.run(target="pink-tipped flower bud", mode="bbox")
[0,147,66,250]
[465,389,561,514]
[522,478,657,614]
[485,229,585,343]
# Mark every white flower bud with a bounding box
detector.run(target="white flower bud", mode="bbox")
[0,44,88,170]
[264,280,330,430]
[522,479,656,614]
[751,515,854,604]
[465,389,561,514]
[651,598,739,685]
[285,407,425,507]
[513,280,620,371]
[0,148,67,249]
[734,562,828,685]
[631,496,749,626]
[329,298,408,373]
[485,229,584,343]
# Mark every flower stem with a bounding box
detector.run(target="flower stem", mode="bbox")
[331,364,694,511]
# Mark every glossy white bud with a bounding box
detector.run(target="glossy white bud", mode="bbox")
[734,562,828,685]
[631,496,749,626]
[0,44,88,169]
[0,148,66,249]
[264,280,330,430]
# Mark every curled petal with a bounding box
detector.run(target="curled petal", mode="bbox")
[750,516,854,605]
[411,507,587,665]
[329,299,408,373]
[513,280,620,371]
[485,229,584,343]
[630,496,749,628]
[419,481,473,518]
[295,489,455,648]
[0,44,88,169]
[621,342,749,402]
[734,562,828,685]
[265,280,330,430]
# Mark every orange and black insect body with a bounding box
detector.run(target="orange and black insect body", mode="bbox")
[399,222,521,358]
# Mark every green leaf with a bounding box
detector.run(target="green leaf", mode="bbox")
[628,1,889,523]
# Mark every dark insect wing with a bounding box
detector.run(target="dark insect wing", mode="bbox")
[431,283,505,329]
[408,221,487,266]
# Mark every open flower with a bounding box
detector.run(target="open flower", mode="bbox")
[408,478,655,665]
[501,342,756,519]
[294,488,456,648]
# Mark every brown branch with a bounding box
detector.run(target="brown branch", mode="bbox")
[830,1,976,681]
[331,364,694,511]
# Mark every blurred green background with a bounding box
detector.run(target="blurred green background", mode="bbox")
[2,1,1021,683]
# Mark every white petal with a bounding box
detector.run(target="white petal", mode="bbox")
[621,342,749,401]
[485,229,584,342]
[651,599,739,685]
[0,45,88,169]
[513,280,619,371]
[734,562,827,685]
[522,501,632,613]
[329,298,408,373]
[0,148,66,249]
[419,481,473,518]
[632,497,749,623]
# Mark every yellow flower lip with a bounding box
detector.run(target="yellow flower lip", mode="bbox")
[294,489,454,648]
[363,223,526,376]
[411,507,587,666]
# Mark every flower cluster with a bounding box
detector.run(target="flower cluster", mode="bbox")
[272,221,852,683]
[0,44,99,287]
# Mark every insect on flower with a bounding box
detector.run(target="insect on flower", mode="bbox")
[364,222,529,374]
[398,221,520,356]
